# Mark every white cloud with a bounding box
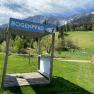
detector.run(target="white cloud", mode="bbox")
[0,0,94,25]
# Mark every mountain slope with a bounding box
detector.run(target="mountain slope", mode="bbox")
[71,13,94,25]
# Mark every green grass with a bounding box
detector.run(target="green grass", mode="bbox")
[0,53,94,94]
[67,31,94,52]
[55,50,92,60]
[55,31,94,60]
[1,31,94,93]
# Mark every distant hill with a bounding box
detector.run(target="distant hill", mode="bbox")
[0,15,67,30]
[25,15,67,26]
[0,12,94,32]
[59,12,94,31]
[70,12,94,25]
[67,31,94,52]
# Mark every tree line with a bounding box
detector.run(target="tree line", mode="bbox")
[1,19,94,54]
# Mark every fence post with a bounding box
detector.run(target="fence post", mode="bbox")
[1,30,10,88]
[50,30,55,81]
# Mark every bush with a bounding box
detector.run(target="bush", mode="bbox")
[0,41,6,52]
[56,37,80,52]
[66,39,80,50]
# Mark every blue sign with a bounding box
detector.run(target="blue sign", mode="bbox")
[9,18,56,33]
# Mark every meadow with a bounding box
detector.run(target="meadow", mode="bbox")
[0,53,94,94]
[55,31,94,60]
[0,31,94,94]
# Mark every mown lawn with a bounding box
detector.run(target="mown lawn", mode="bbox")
[0,53,94,94]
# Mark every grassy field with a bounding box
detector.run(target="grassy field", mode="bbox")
[0,31,94,94]
[66,31,94,52]
[55,50,92,60]
[55,31,94,60]
[0,53,94,94]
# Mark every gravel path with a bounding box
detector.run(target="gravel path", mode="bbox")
[54,58,91,63]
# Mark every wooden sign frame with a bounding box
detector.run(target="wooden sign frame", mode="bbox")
[1,18,55,88]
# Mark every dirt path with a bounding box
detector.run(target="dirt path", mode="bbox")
[54,58,91,63]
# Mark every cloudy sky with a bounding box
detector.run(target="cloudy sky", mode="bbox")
[0,0,94,25]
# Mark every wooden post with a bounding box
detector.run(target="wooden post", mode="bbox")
[50,30,55,81]
[29,51,30,64]
[1,31,10,88]
[38,38,41,70]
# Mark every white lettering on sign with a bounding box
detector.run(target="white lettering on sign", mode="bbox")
[9,18,56,33]
[10,20,45,32]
